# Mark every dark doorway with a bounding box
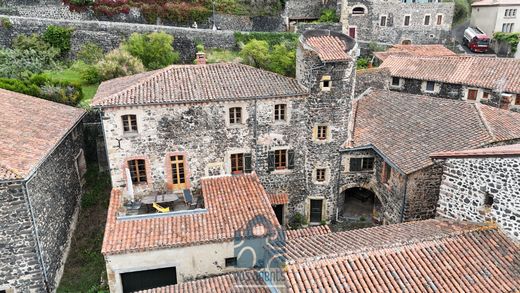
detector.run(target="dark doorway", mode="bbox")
[272,204,284,225]
[343,188,382,223]
[121,266,177,293]
[310,199,323,223]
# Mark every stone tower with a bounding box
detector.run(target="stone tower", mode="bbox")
[296,29,357,222]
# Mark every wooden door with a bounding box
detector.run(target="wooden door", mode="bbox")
[170,155,187,190]
[348,27,356,39]
[310,199,323,223]
[467,89,478,101]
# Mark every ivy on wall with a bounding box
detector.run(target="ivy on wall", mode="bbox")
[493,32,520,54]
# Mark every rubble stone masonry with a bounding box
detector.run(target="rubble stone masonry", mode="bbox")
[437,156,520,241]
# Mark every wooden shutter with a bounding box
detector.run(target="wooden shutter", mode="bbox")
[350,158,362,171]
[287,150,295,170]
[268,151,275,172]
[244,153,252,173]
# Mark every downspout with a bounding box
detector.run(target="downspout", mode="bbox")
[22,175,50,292]
[253,97,259,168]
[400,174,409,223]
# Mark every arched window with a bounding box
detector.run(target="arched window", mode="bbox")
[352,7,366,15]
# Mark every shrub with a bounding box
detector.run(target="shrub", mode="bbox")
[0,78,41,97]
[234,32,298,49]
[95,48,145,81]
[356,57,370,69]
[0,48,58,79]
[122,32,180,70]
[494,32,520,54]
[288,212,307,229]
[240,39,270,69]
[318,8,338,23]
[71,61,100,84]
[43,25,74,56]
[1,17,11,29]
[12,34,57,53]
[196,42,205,53]
[268,43,295,77]
[77,42,104,64]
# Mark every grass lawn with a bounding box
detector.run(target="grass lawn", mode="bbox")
[45,68,99,109]
[206,48,241,64]
[57,167,111,293]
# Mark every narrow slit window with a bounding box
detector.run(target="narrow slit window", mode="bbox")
[424,15,431,25]
[404,15,411,26]
[436,14,443,25]
[380,15,387,26]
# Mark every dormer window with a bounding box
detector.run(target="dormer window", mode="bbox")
[122,114,138,133]
[321,76,331,91]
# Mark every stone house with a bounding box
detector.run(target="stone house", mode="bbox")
[92,29,358,225]
[0,89,86,292]
[135,219,520,292]
[380,55,520,111]
[432,144,520,242]
[101,174,283,292]
[339,89,520,224]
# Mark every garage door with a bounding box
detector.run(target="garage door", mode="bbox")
[121,267,177,293]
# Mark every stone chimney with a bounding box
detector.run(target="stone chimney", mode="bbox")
[196,52,206,65]
[340,0,349,35]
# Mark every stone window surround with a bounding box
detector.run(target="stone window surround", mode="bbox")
[225,148,252,175]
[270,145,293,175]
[403,14,411,26]
[351,5,368,15]
[379,14,388,27]
[122,155,153,189]
[313,123,332,143]
[273,102,292,124]
[164,151,191,190]
[225,102,249,128]
[424,14,431,26]
[312,166,331,185]
[390,76,403,89]
[421,80,440,94]
[436,13,444,25]
[320,75,332,91]
[305,197,327,224]
[0,288,15,293]
[119,111,142,137]
[463,87,491,103]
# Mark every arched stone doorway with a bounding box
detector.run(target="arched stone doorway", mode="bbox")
[342,187,383,224]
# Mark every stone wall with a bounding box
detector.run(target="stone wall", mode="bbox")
[437,156,520,241]
[25,122,85,291]
[0,181,46,291]
[354,67,389,96]
[348,0,454,45]
[0,15,237,63]
[284,0,337,20]
[404,164,443,221]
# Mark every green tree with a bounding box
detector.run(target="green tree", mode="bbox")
[453,0,470,24]
[240,39,270,69]
[318,8,338,23]
[122,32,180,70]
[77,42,104,65]
[0,48,58,79]
[12,34,56,53]
[268,43,295,77]
[42,25,74,56]
[95,49,145,81]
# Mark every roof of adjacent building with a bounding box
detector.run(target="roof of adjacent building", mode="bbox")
[472,0,520,6]
[102,174,280,255]
[374,45,456,61]
[285,225,332,240]
[0,89,85,181]
[431,143,520,158]
[301,29,354,62]
[380,56,520,93]
[91,63,308,108]
[284,227,519,292]
[347,89,520,174]
[266,193,289,205]
[136,270,269,293]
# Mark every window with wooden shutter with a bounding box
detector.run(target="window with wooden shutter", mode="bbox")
[275,150,287,170]
[122,115,138,133]
[287,150,295,170]
[436,14,443,25]
[128,159,147,184]
[268,151,276,172]
[381,162,392,183]
[244,153,252,173]
[231,153,244,174]
[467,89,478,101]
[482,91,490,100]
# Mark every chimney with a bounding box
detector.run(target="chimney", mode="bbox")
[340,0,349,35]
[196,52,206,65]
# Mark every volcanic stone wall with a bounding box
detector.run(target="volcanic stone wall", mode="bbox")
[437,156,520,241]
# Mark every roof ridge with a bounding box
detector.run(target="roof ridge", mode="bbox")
[286,222,496,265]
[474,103,497,142]
[345,87,373,148]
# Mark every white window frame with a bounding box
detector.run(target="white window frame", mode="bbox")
[436,14,444,25]
[380,15,388,27]
[403,14,411,26]
[424,14,431,26]
[424,81,437,93]
[390,76,403,88]
[320,75,332,91]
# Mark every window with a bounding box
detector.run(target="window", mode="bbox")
[484,193,494,208]
[424,14,431,25]
[349,26,357,39]
[75,149,87,184]
[467,89,478,101]
[404,15,411,26]
[229,107,242,124]
[502,23,514,33]
[425,81,435,92]
[380,15,387,26]
[436,14,443,25]
[505,9,516,17]
[349,157,374,172]
[128,159,147,184]
[515,94,520,105]
[316,168,326,182]
[274,104,287,121]
[121,267,177,292]
[391,77,401,87]
[352,7,365,14]
[482,91,490,100]
[170,155,186,189]
[317,125,328,140]
[122,114,138,133]
[225,257,237,267]
[381,161,392,183]
[268,149,295,171]
[321,75,331,91]
[230,153,252,174]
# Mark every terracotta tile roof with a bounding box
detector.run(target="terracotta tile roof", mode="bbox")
[348,89,520,174]
[102,174,280,255]
[285,225,331,240]
[431,143,520,158]
[281,219,483,262]
[374,45,456,61]
[136,271,269,293]
[0,89,85,181]
[266,193,288,205]
[380,56,520,93]
[472,0,519,6]
[284,228,520,292]
[91,63,308,108]
[305,35,350,62]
